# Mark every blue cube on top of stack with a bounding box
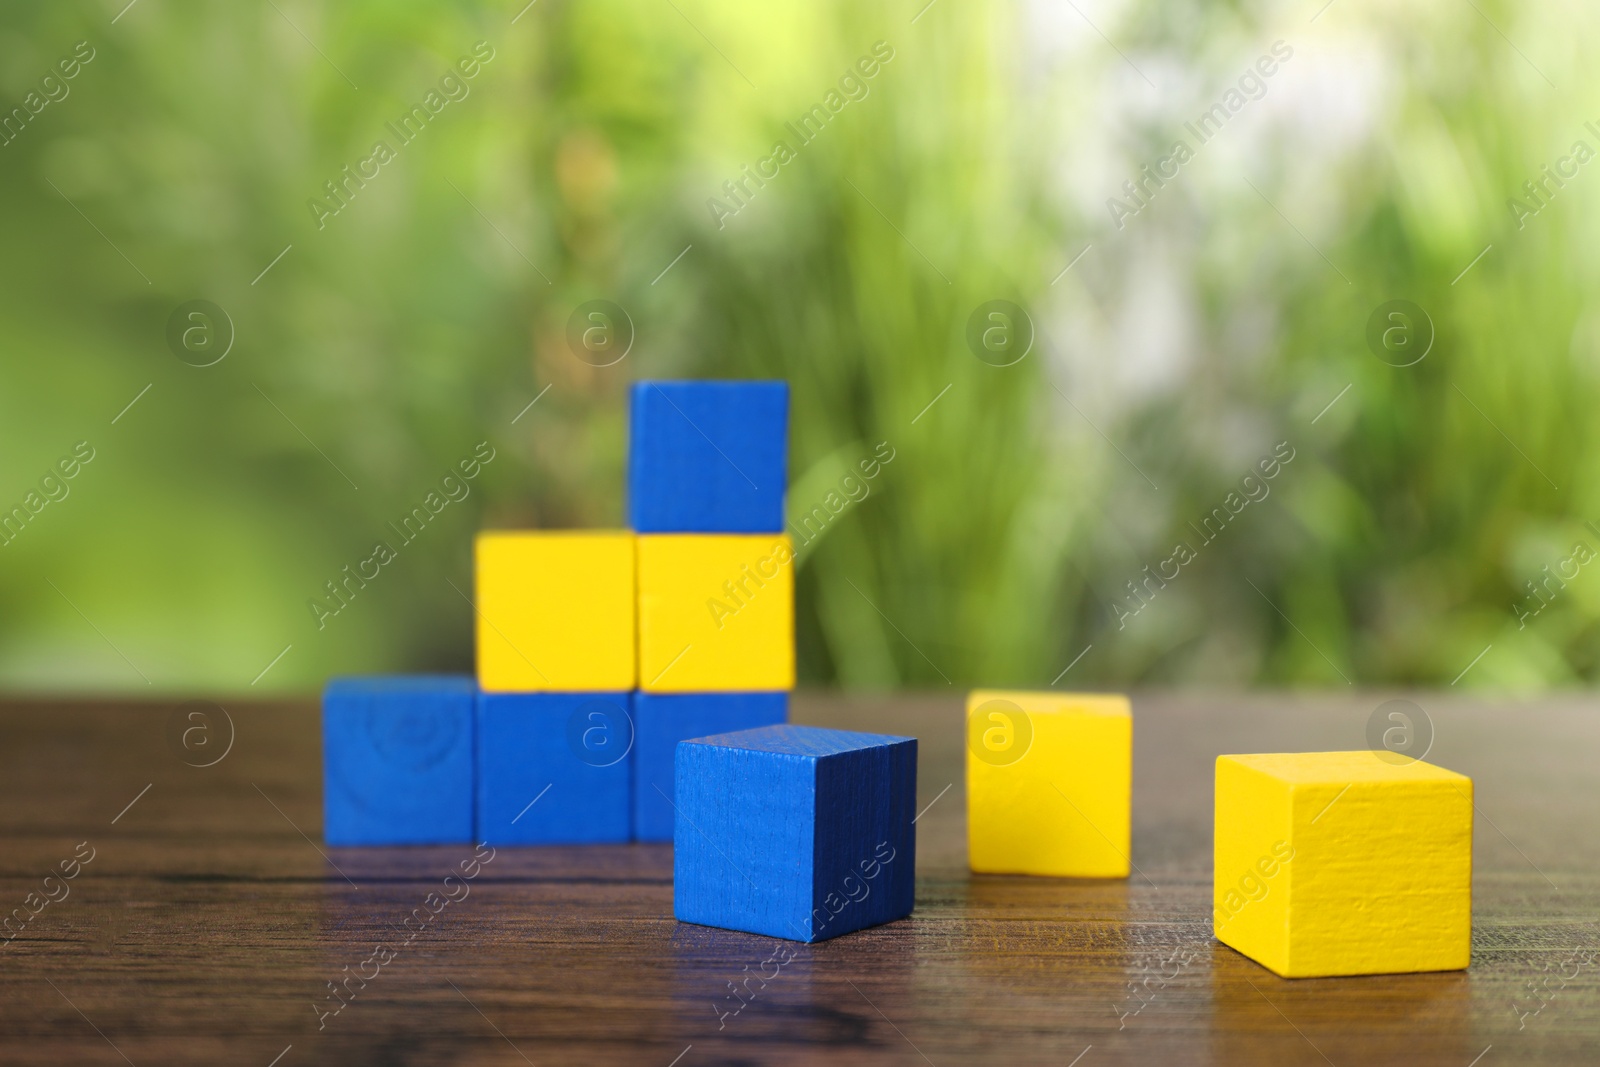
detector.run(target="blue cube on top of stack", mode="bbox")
[321,380,793,846]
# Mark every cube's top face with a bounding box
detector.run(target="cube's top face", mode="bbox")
[684,724,914,760]
[1218,751,1471,787]
[325,675,475,698]
[627,379,789,534]
[967,689,1130,719]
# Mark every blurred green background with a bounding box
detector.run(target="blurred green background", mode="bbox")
[0,0,1593,693]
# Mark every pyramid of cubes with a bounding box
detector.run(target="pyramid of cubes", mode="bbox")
[322,380,793,846]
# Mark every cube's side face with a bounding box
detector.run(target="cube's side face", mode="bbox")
[967,701,1131,877]
[322,680,475,845]
[637,534,794,692]
[674,743,815,941]
[474,532,637,692]
[1213,758,1294,974]
[809,739,918,941]
[475,692,633,846]
[1285,776,1473,977]
[627,380,789,534]
[632,692,789,842]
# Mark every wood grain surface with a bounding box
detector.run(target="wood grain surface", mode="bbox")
[0,692,1595,1065]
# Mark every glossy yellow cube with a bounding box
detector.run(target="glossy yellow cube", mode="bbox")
[965,690,1132,878]
[1214,752,1473,978]
[637,534,793,692]
[474,531,636,692]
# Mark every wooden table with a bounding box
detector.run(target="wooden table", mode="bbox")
[0,692,1595,1065]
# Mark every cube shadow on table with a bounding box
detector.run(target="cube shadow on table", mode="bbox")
[1213,751,1473,978]
[674,724,916,943]
[632,691,788,842]
[477,692,634,846]
[322,675,475,846]
[627,380,789,534]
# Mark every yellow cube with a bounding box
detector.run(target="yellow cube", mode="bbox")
[1214,752,1473,978]
[474,531,636,692]
[965,690,1132,878]
[636,534,793,692]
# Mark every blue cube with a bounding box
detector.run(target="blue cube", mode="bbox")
[627,380,788,533]
[633,691,788,842]
[477,692,633,845]
[674,725,917,942]
[322,675,475,846]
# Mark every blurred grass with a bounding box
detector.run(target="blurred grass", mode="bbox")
[0,0,1596,693]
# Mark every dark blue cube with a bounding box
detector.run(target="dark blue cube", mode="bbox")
[633,691,788,842]
[627,380,788,533]
[322,675,475,846]
[476,692,633,845]
[674,724,917,942]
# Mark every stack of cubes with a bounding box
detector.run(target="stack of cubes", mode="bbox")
[623,381,794,842]
[322,380,793,846]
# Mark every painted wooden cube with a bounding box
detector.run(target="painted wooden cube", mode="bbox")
[1214,751,1473,977]
[476,692,633,846]
[627,380,788,533]
[965,690,1132,877]
[632,691,788,842]
[674,725,916,942]
[637,534,794,692]
[322,676,475,845]
[474,531,636,692]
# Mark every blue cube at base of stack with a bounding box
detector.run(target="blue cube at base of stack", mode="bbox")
[633,692,789,842]
[322,675,475,846]
[674,725,916,943]
[477,692,633,846]
[628,380,789,533]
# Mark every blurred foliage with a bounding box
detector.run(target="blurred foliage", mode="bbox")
[0,0,1594,693]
